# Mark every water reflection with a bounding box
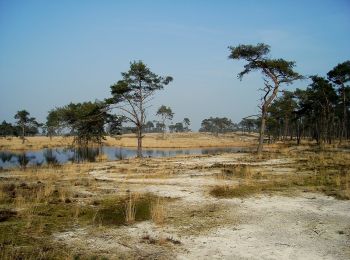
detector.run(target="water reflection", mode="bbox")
[145,150,154,158]
[43,149,59,166]
[0,152,14,163]
[0,146,253,169]
[70,147,100,163]
[0,151,48,168]
[115,148,126,160]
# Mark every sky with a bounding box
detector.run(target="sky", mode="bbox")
[0,0,349,130]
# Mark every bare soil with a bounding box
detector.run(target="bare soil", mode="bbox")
[44,153,350,259]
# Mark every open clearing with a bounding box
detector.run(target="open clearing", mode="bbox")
[1,149,349,259]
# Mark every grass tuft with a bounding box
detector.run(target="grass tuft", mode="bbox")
[151,196,166,226]
[124,193,137,225]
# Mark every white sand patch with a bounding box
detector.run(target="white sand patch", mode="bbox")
[177,194,350,260]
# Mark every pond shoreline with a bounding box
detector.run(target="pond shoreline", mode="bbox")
[0,144,256,152]
[0,146,255,169]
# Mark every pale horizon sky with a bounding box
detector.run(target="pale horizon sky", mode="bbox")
[1,0,349,130]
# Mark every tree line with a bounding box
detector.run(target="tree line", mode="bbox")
[0,110,42,143]
[229,44,349,154]
[264,64,350,146]
[1,45,349,156]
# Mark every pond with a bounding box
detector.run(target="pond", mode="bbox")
[0,146,253,169]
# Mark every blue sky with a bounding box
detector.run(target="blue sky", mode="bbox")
[1,0,349,130]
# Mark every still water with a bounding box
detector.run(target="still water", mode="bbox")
[0,146,252,169]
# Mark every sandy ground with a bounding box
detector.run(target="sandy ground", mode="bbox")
[51,154,350,259]
[177,195,350,260]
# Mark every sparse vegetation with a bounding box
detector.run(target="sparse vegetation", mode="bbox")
[0,159,179,258]
[0,143,349,258]
[0,5,349,259]
[211,151,350,199]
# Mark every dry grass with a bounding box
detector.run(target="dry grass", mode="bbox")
[96,153,108,162]
[0,162,106,259]
[124,193,137,224]
[0,152,168,258]
[210,184,263,198]
[0,243,76,260]
[105,132,256,148]
[216,164,256,180]
[211,151,350,200]
[142,234,181,245]
[0,136,74,150]
[151,197,166,226]
[0,132,256,151]
[0,141,349,259]
[0,184,7,202]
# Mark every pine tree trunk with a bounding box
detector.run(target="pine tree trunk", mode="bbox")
[257,106,266,155]
[340,86,347,144]
[283,117,289,141]
[137,127,142,158]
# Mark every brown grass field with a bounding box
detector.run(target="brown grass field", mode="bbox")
[0,132,257,151]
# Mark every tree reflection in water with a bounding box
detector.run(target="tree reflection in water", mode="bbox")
[0,146,253,169]
[43,149,59,166]
[68,147,100,163]
[17,153,33,169]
